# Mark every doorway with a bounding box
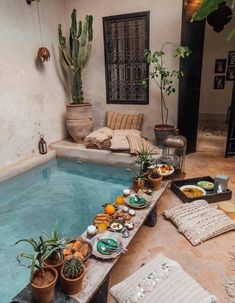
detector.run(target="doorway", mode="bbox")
[178,0,235,157]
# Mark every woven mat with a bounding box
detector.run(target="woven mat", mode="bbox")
[226,247,235,303]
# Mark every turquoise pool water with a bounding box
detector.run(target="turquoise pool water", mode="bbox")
[0,158,131,303]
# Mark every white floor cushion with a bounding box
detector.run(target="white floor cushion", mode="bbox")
[110,254,218,303]
[164,200,235,246]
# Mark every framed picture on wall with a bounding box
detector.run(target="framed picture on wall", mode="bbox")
[214,59,226,73]
[226,67,235,81]
[214,76,225,89]
[228,51,235,66]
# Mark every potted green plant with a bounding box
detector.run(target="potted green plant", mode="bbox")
[42,230,69,276]
[15,236,58,303]
[148,167,162,190]
[134,145,154,173]
[61,256,85,295]
[58,9,94,143]
[142,43,191,147]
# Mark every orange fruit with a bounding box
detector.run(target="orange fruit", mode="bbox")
[115,195,124,205]
[104,204,116,215]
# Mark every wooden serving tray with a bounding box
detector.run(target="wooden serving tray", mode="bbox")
[171,176,232,203]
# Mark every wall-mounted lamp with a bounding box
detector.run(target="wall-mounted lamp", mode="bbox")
[185,0,202,21]
[26,0,40,5]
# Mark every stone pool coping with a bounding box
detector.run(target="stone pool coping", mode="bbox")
[0,150,56,182]
[11,182,168,303]
[50,139,161,167]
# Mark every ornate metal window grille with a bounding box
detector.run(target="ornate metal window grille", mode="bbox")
[103,11,150,104]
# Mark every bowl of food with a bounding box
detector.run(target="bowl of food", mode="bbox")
[197,180,214,191]
[157,164,174,176]
[63,237,92,262]
[180,185,206,198]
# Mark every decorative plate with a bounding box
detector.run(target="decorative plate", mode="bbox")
[157,164,175,176]
[91,232,122,259]
[197,180,214,190]
[180,185,207,198]
[125,194,149,209]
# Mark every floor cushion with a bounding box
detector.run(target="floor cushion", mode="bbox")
[107,111,143,130]
[110,130,141,151]
[164,199,235,246]
[110,254,218,303]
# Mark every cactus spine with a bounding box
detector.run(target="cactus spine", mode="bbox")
[63,257,83,279]
[58,9,93,104]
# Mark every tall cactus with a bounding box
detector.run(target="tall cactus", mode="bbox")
[58,9,93,104]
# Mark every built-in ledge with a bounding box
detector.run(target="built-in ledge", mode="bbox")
[0,150,56,182]
[51,139,160,168]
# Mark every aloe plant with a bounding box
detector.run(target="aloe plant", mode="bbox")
[15,236,59,282]
[41,230,69,262]
[58,9,93,104]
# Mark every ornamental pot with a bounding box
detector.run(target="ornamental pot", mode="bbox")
[31,267,58,303]
[60,263,85,295]
[154,125,177,148]
[65,103,94,143]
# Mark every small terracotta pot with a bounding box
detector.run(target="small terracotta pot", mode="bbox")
[132,178,145,193]
[44,255,65,278]
[31,267,58,303]
[61,264,85,295]
[148,174,162,190]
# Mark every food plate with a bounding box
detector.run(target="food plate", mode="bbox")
[180,185,206,198]
[64,237,93,262]
[109,220,124,232]
[197,180,214,190]
[125,194,149,209]
[91,232,123,259]
[157,164,175,176]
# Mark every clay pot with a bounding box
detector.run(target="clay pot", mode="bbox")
[154,125,177,148]
[132,178,145,193]
[148,174,162,190]
[44,254,65,278]
[65,103,94,143]
[61,264,85,295]
[31,267,58,303]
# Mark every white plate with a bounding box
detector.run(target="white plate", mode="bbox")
[180,185,207,198]
[157,164,175,176]
[91,232,123,260]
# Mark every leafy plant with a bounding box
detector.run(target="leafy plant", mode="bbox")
[192,0,235,41]
[142,43,191,125]
[58,9,93,104]
[15,236,59,282]
[63,257,83,279]
[41,230,69,262]
[135,145,154,171]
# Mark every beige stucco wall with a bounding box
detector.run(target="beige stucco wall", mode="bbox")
[199,20,235,116]
[0,0,68,169]
[65,0,183,141]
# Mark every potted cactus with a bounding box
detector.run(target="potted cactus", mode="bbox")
[58,9,94,143]
[42,230,69,276]
[15,236,58,303]
[61,257,86,295]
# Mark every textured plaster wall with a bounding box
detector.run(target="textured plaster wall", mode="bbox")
[65,0,182,141]
[0,0,68,170]
[199,20,235,115]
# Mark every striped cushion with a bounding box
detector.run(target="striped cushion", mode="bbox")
[106,111,144,130]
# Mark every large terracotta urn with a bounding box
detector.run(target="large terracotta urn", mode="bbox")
[65,103,94,143]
